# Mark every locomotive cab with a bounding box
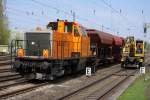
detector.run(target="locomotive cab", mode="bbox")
[46,20,91,58]
[12,20,94,80]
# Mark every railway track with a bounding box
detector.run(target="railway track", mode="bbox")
[57,69,137,100]
[0,72,84,99]
[97,72,137,100]
[0,55,13,74]
[0,79,28,90]
[0,81,50,99]
[0,69,11,73]
[0,64,122,99]
[0,60,11,66]
[0,63,136,100]
[56,54,150,100]
[0,74,22,82]
[0,56,10,61]
[0,53,149,100]
[88,70,137,100]
[0,55,11,66]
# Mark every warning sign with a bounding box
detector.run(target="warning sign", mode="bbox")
[86,67,91,76]
[140,67,145,74]
[43,49,49,58]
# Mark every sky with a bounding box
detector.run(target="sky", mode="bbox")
[5,0,150,42]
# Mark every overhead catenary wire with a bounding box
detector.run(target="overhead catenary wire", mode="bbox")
[3,0,118,33]
[7,0,130,33]
[5,6,49,30]
[100,0,133,24]
[90,0,140,35]
[31,0,116,33]
[6,10,39,23]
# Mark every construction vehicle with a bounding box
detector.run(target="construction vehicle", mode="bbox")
[121,36,145,68]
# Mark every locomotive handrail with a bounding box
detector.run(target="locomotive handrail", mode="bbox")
[10,39,15,70]
[11,39,91,60]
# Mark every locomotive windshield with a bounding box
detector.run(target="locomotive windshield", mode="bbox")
[25,32,50,56]
[47,22,58,31]
[47,22,73,33]
[64,22,72,33]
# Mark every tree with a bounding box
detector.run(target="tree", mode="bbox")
[0,0,10,45]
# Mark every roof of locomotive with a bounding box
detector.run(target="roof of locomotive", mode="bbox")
[47,21,79,26]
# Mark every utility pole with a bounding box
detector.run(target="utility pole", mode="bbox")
[144,23,150,36]
[73,12,76,22]
[3,0,7,10]
[142,10,148,51]
[143,23,150,52]
[109,0,113,32]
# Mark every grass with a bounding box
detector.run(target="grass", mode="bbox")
[118,71,150,100]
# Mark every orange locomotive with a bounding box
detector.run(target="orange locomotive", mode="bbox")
[47,20,91,58]
[12,20,95,80]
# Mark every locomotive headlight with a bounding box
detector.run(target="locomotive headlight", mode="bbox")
[139,59,143,62]
[17,48,24,57]
[31,41,35,45]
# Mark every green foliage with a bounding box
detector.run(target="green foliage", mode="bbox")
[118,73,150,100]
[0,0,10,45]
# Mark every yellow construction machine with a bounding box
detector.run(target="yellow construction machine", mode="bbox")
[121,36,145,68]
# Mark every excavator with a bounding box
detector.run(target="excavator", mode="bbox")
[121,36,145,68]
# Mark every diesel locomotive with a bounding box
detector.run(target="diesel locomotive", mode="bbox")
[12,20,96,80]
[12,20,124,80]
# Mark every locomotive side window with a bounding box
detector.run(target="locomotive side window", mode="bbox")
[74,26,80,36]
[65,23,72,33]
[65,25,68,33]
